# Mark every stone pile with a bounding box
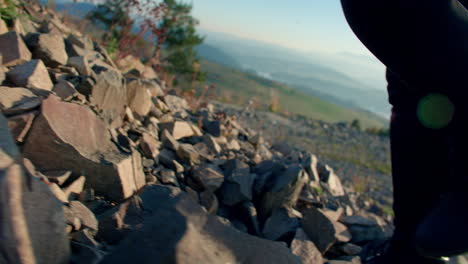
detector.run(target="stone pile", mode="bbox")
[0,3,392,264]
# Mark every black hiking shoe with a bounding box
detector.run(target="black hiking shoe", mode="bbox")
[361,238,448,264]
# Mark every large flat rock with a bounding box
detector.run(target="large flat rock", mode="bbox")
[101,185,301,264]
[22,95,145,201]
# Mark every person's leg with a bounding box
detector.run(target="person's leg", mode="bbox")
[414,94,468,258]
[376,70,452,263]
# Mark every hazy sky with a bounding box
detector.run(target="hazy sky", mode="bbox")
[189,0,371,56]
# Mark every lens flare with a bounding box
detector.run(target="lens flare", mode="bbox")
[417,93,454,129]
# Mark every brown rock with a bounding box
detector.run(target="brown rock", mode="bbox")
[262,207,302,241]
[0,31,32,66]
[89,64,126,128]
[0,86,42,115]
[0,113,70,264]
[200,190,219,214]
[318,163,345,196]
[163,94,189,113]
[22,95,145,201]
[64,175,86,199]
[7,59,53,90]
[26,33,68,67]
[161,129,179,151]
[139,132,160,159]
[218,159,253,206]
[160,120,194,140]
[43,170,71,186]
[53,79,77,99]
[203,134,222,154]
[258,165,307,220]
[68,56,91,76]
[49,183,69,203]
[302,207,339,253]
[291,228,324,264]
[101,185,301,264]
[69,201,98,232]
[176,143,201,165]
[191,164,224,192]
[146,80,164,97]
[72,229,100,247]
[126,78,152,117]
[7,111,37,142]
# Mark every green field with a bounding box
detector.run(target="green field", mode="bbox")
[201,60,387,128]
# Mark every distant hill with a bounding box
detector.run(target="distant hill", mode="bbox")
[195,44,241,68]
[201,60,387,129]
[199,30,390,118]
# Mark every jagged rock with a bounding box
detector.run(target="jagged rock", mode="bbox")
[226,138,241,150]
[217,159,253,206]
[116,55,145,74]
[97,196,143,245]
[43,170,71,186]
[146,80,164,97]
[203,118,222,137]
[0,86,42,115]
[101,185,301,264]
[318,163,345,196]
[71,229,99,247]
[67,34,94,53]
[127,78,152,117]
[69,201,98,232]
[6,111,36,142]
[157,168,178,186]
[26,33,68,66]
[176,143,201,165]
[153,97,170,112]
[200,190,219,214]
[163,94,188,113]
[89,63,127,128]
[191,164,224,192]
[53,79,77,99]
[203,134,222,154]
[302,207,337,254]
[0,31,32,66]
[161,129,179,150]
[339,243,363,256]
[22,95,145,201]
[63,205,82,231]
[0,113,70,264]
[49,183,69,203]
[291,228,324,264]
[262,207,302,241]
[64,175,86,199]
[68,56,91,76]
[160,121,194,140]
[7,59,53,90]
[0,18,7,34]
[158,148,177,168]
[302,152,321,182]
[139,132,160,159]
[340,215,385,243]
[258,165,307,220]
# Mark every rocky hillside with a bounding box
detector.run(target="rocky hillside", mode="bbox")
[0,3,397,264]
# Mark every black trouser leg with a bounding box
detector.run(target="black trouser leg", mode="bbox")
[388,71,452,257]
